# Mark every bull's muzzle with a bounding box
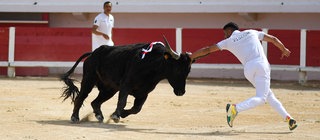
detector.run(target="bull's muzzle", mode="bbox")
[174,89,185,96]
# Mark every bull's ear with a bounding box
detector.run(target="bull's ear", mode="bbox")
[164,54,170,60]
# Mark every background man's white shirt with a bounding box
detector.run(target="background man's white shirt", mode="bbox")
[92,13,114,50]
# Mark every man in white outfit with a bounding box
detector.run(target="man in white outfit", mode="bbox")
[190,22,297,131]
[92,1,114,50]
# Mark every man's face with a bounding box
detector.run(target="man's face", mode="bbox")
[223,29,232,39]
[104,3,112,14]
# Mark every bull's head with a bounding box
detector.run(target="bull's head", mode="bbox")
[163,35,192,96]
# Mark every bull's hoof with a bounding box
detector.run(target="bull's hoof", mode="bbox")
[71,116,80,123]
[95,114,104,123]
[110,114,120,123]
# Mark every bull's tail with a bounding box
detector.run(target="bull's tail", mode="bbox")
[60,52,92,103]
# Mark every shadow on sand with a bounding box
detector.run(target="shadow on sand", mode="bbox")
[36,119,239,137]
[36,113,292,136]
[36,118,292,137]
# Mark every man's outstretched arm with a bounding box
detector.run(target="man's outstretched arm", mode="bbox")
[263,34,291,59]
[190,45,220,61]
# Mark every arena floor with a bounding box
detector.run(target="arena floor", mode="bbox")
[0,77,319,140]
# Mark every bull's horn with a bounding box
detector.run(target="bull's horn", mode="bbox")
[162,35,180,60]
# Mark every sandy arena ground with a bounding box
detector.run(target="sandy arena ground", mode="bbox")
[0,77,319,140]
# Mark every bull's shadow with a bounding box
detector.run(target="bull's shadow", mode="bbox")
[36,119,154,132]
[35,119,238,136]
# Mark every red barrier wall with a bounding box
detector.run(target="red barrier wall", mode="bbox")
[13,27,91,76]
[267,30,300,65]
[15,27,91,61]
[113,28,176,49]
[1,27,175,76]
[306,30,320,67]
[0,27,9,75]
[0,14,49,75]
[0,27,318,76]
[182,29,240,64]
[0,23,48,28]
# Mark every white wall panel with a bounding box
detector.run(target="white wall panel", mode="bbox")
[49,13,320,30]
[1,0,320,13]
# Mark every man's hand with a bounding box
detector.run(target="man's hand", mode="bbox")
[102,34,110,40]
[281,47,291,59]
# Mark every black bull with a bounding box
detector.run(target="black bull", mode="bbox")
[61,37,192,123]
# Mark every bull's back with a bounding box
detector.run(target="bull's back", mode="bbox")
[91,45,146,83]
[88,44,166,88]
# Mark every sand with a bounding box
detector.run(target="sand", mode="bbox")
[0,77,319,140]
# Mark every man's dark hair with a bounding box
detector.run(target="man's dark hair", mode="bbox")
[103,1,112,7]
[223,22,239,31]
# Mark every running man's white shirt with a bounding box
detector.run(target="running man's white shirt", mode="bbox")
[216,30,267,65]
[92,13,114,50]
[216,30,292,120]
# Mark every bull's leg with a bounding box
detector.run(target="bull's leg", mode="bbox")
[110,88,129,123]
[71,91,92,122]
[91,87,117,123]
[121,96,148,118]
[71,76,96,123]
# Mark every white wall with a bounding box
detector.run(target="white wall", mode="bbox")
[50,13,320,30]
[1,0,320,13]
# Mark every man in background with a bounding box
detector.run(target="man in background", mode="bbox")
[92,1,114,50]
